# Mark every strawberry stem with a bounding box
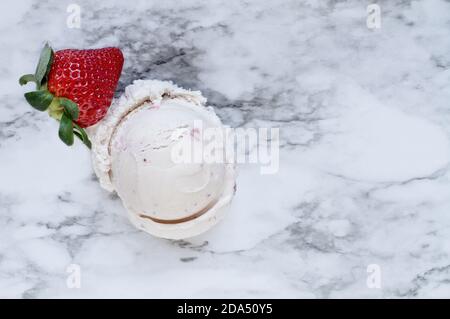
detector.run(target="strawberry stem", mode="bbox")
[48,98,64,120]
[60,98,79,120]
[24,90,54,111]
[59,112,74,146]
[35,43,54,89]
[19,74,37,86]
[73,123,92,149]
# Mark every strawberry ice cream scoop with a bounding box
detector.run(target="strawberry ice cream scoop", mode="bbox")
[91,80,236,239]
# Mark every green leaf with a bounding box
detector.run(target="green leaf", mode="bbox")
[35,43,54,88]
[58,113,74,146]
[73,123,92,149]
[19,74,36,86]
[59,98,79,120]
[24,90,54,111]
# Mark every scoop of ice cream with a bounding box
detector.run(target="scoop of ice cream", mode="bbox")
[91,80,235,239]
[110,98,228,221]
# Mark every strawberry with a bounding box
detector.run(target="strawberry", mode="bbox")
[19,43,124,148]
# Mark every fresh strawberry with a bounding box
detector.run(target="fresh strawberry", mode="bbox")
[19,43,124,148]
[47,47,123,127]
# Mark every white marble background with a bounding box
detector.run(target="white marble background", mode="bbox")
[1,0,450,298]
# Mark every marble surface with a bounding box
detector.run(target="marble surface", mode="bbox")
[1,0,450,298]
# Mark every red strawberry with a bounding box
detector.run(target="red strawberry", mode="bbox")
[19,43,124,148]
[48,48,123,127]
